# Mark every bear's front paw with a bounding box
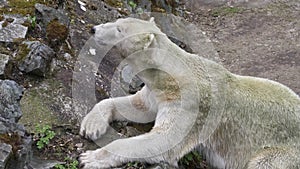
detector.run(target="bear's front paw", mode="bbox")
[79,149,121,169]
[80,112,110,140]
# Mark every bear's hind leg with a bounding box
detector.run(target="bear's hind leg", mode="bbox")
[245,146,300,169]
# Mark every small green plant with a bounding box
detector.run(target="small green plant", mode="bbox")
[35,124,56,149]
[54,164,65,169]
[127,161,138,167]
[179,150,202,166]
[28,15,36,28]
[54,158,79,169]
[128,0,137,9]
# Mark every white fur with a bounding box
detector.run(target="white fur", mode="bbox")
[80,18,300,169]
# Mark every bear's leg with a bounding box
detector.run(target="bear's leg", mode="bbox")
[245,146,299,169]
[80,86,157,140]
[80,102,198,168]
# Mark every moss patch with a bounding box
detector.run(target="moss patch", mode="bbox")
[0,15,4,21]
[0,0,46,16]
[19,88,62,133]
[0,45,12,56]
[46,19,68,49]
[15,43,30,62]
[104,0,124,8]
[2,20,9,27]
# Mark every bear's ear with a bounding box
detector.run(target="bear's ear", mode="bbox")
[144,33,155,49]
[149,17,155,24]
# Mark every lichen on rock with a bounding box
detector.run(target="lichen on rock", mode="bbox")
[17,41,55,77]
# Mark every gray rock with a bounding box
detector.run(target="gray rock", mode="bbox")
[35,3,69,27]
[120,65,144,94]
[0,80,23,123]
[0,79,32,169]
[0,15,28,42]
[0,0,7,7]
[28,157,64,169]
[0,143,12,169]
[0,54,9,76]
[10,136,32,169]
[18,41,55,77]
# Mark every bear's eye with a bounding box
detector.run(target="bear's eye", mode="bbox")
[116,26,122,32]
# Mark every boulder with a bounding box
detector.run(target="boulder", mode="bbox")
[18,41,55,77]
[0,80,23,122]
[0,143,12,169]
[28,157,65,169]
[0,15,28,42]
[35,3,69,27]
[0,80,32,169]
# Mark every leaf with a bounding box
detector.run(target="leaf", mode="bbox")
[36,141,44,149]
[128,1,137,9]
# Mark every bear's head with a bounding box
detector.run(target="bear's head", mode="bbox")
[91,17,164,56]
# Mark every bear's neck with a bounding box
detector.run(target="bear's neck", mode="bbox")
[150,35,188,57]
[135,35,193,91]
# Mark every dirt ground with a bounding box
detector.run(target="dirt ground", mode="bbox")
[186,2,300,96]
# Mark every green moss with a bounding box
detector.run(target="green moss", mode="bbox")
[0,15,4,21]
[0,0,48,16]
[19,88,62,133]
[15,43,30,62]
[179,150,203,167]
[0,45,12,56]
[103,0,124,8]
[2,20,9,27]
[46,19,68,47]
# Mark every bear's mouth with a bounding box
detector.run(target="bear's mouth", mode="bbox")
[93,37,108,46]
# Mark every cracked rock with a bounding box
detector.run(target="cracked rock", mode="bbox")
[0,143,12,169]
[18,41,55,77]
[0,15,28,42]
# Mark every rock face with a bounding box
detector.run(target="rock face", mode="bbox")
[0,80,23,122]
[35,3,70,27]
[0,15,28,42]
[0,80,32,169]
[28,157,65,169]
[18,41,55,77]
[0,54,9,77]
[0,143,12,169]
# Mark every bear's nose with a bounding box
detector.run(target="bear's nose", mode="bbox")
[90,27,96,34]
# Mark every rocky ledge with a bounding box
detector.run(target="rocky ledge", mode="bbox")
[0,80,32,169]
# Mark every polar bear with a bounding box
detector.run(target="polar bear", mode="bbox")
[79,17,300,169]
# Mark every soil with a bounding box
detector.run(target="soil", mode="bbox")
[186,3,300,96]
[1,0,299,168]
